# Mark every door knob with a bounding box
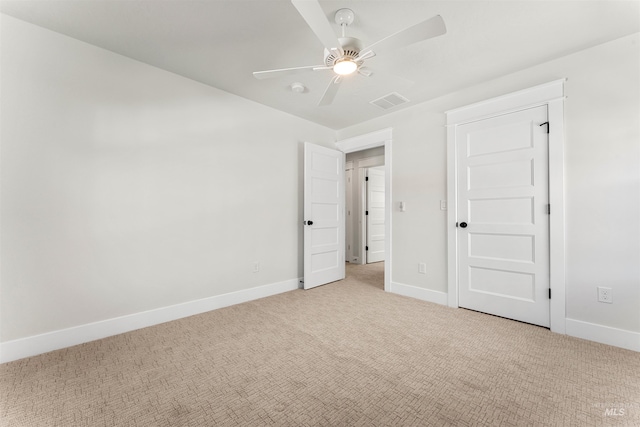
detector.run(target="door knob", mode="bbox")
[306,220,313,225]
[459,222,468,228]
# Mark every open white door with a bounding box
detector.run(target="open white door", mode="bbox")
[366,167,385,263]
[304,142,345,289]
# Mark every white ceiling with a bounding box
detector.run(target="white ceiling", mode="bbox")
[2,0,639,129]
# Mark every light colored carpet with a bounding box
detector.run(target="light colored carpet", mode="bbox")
[2,262,639,426]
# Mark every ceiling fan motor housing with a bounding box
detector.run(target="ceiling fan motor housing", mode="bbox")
[324,37,363,66]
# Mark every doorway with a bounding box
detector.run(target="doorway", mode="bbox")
[455,105,550,327]
[344,148,384,265]
[446,80,566,333]
[336,128,392,292]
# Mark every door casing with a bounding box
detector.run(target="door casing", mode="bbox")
[446,80,566,334]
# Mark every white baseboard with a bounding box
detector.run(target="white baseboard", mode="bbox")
[0,278,301,364]
[566,318,640,352]
[389,285,639,352]
[390,281,448,306]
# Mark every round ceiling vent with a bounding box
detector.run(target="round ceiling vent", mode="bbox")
[291,82,306,93]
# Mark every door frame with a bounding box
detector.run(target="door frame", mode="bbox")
[336,128,393,292]
[445,80,566,334]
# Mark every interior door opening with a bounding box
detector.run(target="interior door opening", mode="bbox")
[344,148,385,289]
[447,80,565,333]
[336,128,393,292]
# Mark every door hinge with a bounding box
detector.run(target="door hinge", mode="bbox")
[549,288,551,299]
[366,246,369,251]
[540,121,549,134]
[365,210,368,215]
[365,176,369,181]
[547,204,551,215]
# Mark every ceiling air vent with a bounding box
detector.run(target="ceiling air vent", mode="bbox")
[370,92,410,110]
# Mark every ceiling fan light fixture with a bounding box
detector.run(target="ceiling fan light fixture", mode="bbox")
[333,59,357,75]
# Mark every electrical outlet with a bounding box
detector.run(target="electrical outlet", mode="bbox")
[418,263,426,274]
[597,286,612,303]
[440,200,447,211]
[253,262,260,273]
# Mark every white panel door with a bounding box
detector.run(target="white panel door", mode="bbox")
[457,105,550,327]
[304,142,345,289]
[366,168,385,263]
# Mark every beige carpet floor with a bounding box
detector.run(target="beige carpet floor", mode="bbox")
[1,262,639,426]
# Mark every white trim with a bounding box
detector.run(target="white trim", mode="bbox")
[390,282,448,306]
[336,128,392,153]
[446,80,567,125]
[0,278,300,363]
[336,128,392,292]
[547,97,566,334]
[443,97,567,128]
[446,80,566,334]
[566,319,640,352]
[384,140,392,292]
[446,122,458,308]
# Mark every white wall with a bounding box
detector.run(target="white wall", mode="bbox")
[1,14,638,357]
[0,15,335,344]
[337,33,640,337]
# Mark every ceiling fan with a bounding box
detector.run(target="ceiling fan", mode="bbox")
[253,0,446,106]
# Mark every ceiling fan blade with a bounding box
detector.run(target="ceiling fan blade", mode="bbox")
[357,67,373,77]
[362,15,446,55]
[318,75,341,106]
[253,65,328,80]
[356,50,376,62]
[291,0,342,51]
